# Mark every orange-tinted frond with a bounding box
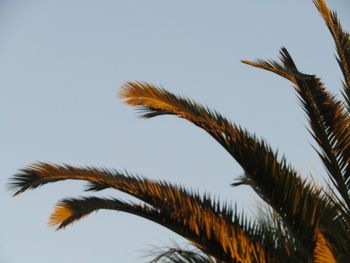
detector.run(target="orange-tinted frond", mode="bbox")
[313,0,350,110]
[48,204,73,227]
[313,230,337,263]
[118,81,335,257]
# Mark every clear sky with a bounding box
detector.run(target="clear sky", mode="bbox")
[1,0,350,262]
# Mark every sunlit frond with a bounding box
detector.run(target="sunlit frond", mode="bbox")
[10,163,272,263]
[243,48,350,212]
[9,1,350,262]
[313,0,350,109]
[243,47,350,260]
[119,81,337,259]
[313,230,337,263]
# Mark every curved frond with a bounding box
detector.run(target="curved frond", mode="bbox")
[313,0,350,109]
[243,48,350,260]
[119,81,337,259]
[52,199,220,263]
[243,48,350,211]
[10,163,272,263]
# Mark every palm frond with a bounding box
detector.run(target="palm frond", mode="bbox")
[254,204,302,262]
[8,162,138,196]
[119,81,337,258]
[313,0,350,109]
[9,2,350,262]
[313,230,337,263]
[146,246,217,263]
[10,163,272,263]
[242,48,350,216]
[9,163,234,222]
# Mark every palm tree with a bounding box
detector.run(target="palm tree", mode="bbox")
[9,0,350,262]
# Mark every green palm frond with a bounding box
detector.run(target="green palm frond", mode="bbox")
[119,81,338,258]
[313,0,350,109]
[10,163,272,263]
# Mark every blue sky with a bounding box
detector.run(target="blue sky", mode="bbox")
[1,0,350,262]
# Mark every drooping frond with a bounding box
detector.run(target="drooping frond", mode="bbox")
[243,48,350,212]
[313,0,350,109]
[313,230,337,263]
[9,163,234,223]
[51,199,220,263]
[10,163,272,263]
[119,81,337,260]
[8,162,130,196]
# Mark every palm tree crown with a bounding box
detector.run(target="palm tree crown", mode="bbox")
[9,0,350,262]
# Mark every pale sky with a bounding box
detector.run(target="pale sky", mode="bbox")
[1,1,350,262]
